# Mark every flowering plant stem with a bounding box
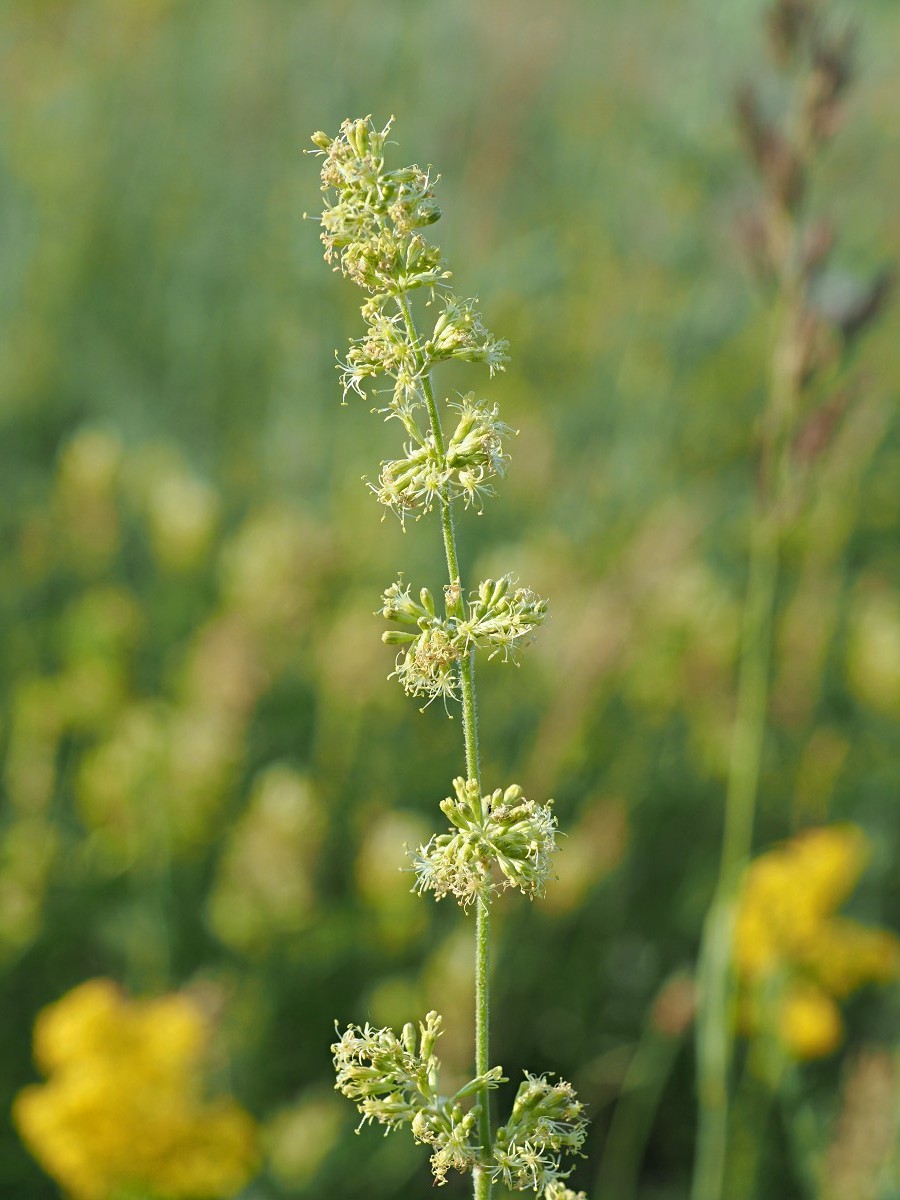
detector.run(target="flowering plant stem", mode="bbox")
[313,117,586,1198]
[398,297,493,1197]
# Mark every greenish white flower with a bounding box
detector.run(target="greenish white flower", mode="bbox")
[311,115,448,298]
[339,301,415,402]
[460,575,549,661]
[332,1010,442,1132]
[413,1104,481,1185]
[340,292,506,412]
[388,624,462,705]
[412,777,559,906]
[332,1010,505,1185]
[311,117,444,288]
[426,295,510,375]
[370,395,513,524]
[544,1181,589,1200]
[492,1073,588,1194]
[380,576,548,702]
[342,230,449,296]
[311,116,507,440]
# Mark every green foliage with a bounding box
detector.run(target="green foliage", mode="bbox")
[1,2,898,1198]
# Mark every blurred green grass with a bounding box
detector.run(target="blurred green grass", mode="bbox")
[1,1,899,1197]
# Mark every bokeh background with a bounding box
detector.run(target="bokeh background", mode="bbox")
[2,1,899,1197]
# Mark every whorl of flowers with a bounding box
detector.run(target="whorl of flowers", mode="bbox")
[370,394,513,523]
[381,576,548,704]
[412,777,559,907]
[332,1016,586,1195]
[491,1073,589,1196]
[332,1012,505,1184]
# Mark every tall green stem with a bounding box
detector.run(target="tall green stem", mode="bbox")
[472,894,492,1200]
[691,509,779,1200]
[691,186,803,1200]
[397,295,491,1199]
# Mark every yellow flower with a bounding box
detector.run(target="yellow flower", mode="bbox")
[734,825,899,1061]
[14,979,259,1200]
[806,918,900,998]
[777,983,843,1061]
[32,979,203,1082]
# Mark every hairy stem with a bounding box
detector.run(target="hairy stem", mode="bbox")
[397,294,492,1198]
[473,895,492,1200]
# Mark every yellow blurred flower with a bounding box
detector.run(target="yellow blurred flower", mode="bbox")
[14,979,258,1200]
[734,825,899,1060]
[776,983,843,1061]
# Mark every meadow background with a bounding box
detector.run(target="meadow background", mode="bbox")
[1,1,899,1197]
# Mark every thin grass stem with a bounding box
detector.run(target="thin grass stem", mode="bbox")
[691,221,801,1200]
[691,509,779,1200]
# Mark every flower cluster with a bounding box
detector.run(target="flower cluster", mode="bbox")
[734,825,900,1059]
[371,394,513,523]
[311,117,507,413]
[459,575,550,662]
[544,1184,588,1200]
[340,292,508,411]
[332,1009,442,1132]
[332,1011,504,1185]
[13,979,259,1200]
[312,117,443,285]
[332,1012,588,1194]
[311,117,507,439]
[381,576,548,704]
[491,1073,589,1196]
[412,777,559,907]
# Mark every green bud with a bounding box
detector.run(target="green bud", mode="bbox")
[419,1011,441,1060]
[347,118,369,157]
[453,1064,507,1100]
[385,167,418,183]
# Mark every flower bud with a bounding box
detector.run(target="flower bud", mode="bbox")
[382,630,418,645]
[401,1021,417,1056]
[346,118,370,158]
